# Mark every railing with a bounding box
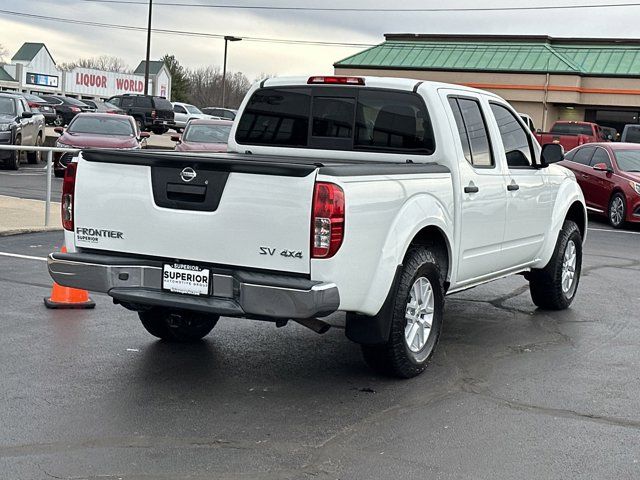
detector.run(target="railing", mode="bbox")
[0,145,80,227]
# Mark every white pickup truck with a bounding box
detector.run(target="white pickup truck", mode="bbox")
[48,76,586,378]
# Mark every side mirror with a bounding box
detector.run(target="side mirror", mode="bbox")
[593,163,613,173]
[21,111,34,118]
[54,127,64,134]
[541,143,564,167]
[139,131,151,139]
[171,135,181,142]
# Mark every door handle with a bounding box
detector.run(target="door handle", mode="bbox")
[464,184,479,194]
[507,183,520,191]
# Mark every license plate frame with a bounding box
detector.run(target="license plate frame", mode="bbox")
[161,262,211,297]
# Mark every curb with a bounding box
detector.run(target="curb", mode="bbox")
[0,226,63,237]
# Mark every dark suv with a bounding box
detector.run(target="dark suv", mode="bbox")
[107,94,175,134]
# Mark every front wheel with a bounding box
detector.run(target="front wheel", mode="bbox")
[7,135,22,170]
[529,220,582,310]
[139,308,219,342]
[608,193,626,229]
[361,247,444,378]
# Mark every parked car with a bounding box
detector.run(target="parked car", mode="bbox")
[106,94,175,134]
[48,76,586,379]
[172,119,232,152]
[40,95,92,126]
[621,124,640,143]
[20,93,56,124]
[0,92,45,169]
[53,113,149,177]
[535,121,607,151]
[81,99,124,115]
[172,102,215,131]
[560,142,640,228]
[600,126,618,142]
[201,107,237,121]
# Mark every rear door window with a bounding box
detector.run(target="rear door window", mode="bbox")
[121,97,134,108]
[448,97,493,167]
[134,96,153,108]
[235,88,311,147]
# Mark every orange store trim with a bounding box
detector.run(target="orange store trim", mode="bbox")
[462,83,640,96]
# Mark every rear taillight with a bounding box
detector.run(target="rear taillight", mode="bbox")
[62,162,77,231]
[311,182,345,259]
[151,109,157,119]
[70,106,81,113]
[28,101,38,108]
[307,76,365,85]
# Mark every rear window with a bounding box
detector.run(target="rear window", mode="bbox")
[134,96,153,108]
[235,87,435,155]
[154,97,173,110]
[550,123,593,135]
[623,126,640,143]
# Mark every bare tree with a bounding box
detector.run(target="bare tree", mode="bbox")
[0,43,8,66]
[59,55,131,73]
[186,66,251,108]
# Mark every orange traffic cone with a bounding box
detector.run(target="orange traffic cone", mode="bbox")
[44,246,96,309]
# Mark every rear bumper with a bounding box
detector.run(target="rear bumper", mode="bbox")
[47,252,340,319]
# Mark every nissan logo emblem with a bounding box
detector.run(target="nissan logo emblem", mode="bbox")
[180,167,197,183]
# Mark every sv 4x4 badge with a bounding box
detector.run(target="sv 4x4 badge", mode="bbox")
[259,247,303,259]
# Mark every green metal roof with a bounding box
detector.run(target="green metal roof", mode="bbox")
[11,42,47,62]
[134,60,165,75]
[335,37,640,77]
[0,66,15,82]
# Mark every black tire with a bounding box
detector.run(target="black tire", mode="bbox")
[608,192,626,229]
[529,220,582,310]
[361,247,445,379]
[152,127,167,135]
[27,134,42,164]
[54,169,65,178]
[139,308,219,342]
[7,135,21,170]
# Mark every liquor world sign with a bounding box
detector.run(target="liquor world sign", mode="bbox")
[66,68,149,96]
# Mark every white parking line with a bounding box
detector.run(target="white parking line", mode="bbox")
[588,227,640,236]
[0,252,47,262]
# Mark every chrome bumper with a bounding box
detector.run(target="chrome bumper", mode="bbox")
[47,252,340,319]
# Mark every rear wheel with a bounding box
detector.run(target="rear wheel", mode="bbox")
[360,247,444,378]
[152,127,167,135]
[139,308,219,342]
[529,220,582,310]
[53,114,64,127]
[608,193,626,229]
[27,134,42,164]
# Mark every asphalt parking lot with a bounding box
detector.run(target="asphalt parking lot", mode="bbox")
[0,224,639,479]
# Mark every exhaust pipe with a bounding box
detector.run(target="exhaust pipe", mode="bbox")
[292,317,331,334]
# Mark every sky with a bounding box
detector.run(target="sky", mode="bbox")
[2,0,640,80]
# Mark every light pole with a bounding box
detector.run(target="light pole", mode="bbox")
[143,0,153,95]
[222,35,242,108]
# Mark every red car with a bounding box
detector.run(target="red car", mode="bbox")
[535,121,607,152]
[560,143,640,228]
[54,113,149,177]
[172,119,232,153]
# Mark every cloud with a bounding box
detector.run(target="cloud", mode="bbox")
[2,0,640,79]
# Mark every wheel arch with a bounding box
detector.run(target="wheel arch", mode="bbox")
[405,225,452,291]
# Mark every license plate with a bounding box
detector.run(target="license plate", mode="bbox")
[162,263,211,296]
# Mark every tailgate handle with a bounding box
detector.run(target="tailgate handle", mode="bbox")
[166,182,206,202]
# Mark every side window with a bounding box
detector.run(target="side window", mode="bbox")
[490,103,534,168]
[18,99,27,114]
[109,97,120,107]
[448,98,472,164]
[312,97,354,139]
[174,105,187,114]
[235,88,311,147]
[572,147,595,165]
[451,97,493,167]
[354,90,435,154]
[134,96,153,108]
[590,148,612,169]
[121,97,134,108]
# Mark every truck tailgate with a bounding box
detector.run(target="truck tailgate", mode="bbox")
[73,151,317,274]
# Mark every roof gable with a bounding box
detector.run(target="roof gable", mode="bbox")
[11,42,53,63]
[134,60,166,75]
[0,66,15,82]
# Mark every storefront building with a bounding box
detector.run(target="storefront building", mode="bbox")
[335,35,640,137]
[0,43,171,100]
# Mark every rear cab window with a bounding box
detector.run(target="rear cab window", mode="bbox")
[235,87,435,155]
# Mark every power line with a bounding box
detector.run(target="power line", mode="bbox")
[0,9,374,47]
[79,0,640,12]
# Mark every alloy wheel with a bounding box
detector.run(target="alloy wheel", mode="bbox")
[404,277,435,353]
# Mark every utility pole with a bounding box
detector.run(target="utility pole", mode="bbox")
[222,36,242,108]
[143,0,153,95]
